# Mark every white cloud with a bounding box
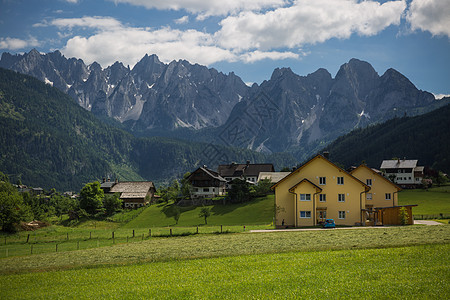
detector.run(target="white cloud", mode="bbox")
[109,0,287,18]
[216,0,406,51]
[0,37,39,50]
[65,0,79,3]
[407,0,450,37]
[240,50,299,63]
[174,15,189,24]
[60,25,236,67]
[34,16,123,30]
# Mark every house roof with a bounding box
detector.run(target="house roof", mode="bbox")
[289,178,322,193]
[188,167,227,182]
[258,172,291,183]
[120,192,148,199]
[350,164,402,191]
[380,159,418,169]
[272,154,370,191]
[218,163,275,177]
[100,181,115,189]
[109,181,155,194]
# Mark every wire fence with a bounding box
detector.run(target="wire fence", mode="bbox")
[0,225,257,258]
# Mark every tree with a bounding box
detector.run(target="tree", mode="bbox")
[399,207,409,225]
[79,181,104,215]
[199,207,211,224]
[103,193,122,215]
[254,178,273,196]
[227,179,251,203]
[0,181,30,232]
[172,205,181,225]
[180,172,192,199]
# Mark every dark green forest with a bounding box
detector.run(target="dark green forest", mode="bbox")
[325,102,450,172]
[0,68,296,191]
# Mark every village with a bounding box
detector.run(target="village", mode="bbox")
[47,152,424,228]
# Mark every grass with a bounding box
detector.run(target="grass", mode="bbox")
[124,195,275,228]
[399,187,450,215]
[1,225,448,274]
[0,244,448,299]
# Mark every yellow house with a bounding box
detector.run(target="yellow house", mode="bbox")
[272,154,370,227]
[350,164,415,225]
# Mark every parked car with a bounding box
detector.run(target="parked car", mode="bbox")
[323,219,335,228]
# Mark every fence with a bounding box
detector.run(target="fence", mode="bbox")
[413,214,450,220]
[0,225,255,259]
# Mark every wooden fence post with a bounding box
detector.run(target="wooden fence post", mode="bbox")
[77,241,79,250]
[26,234,30,243]
[56,244,58,252]
[30,245,33,255]
[196,226,199,234]
[67,233,69,241]
[149,229,151,237]
[170,228,173,236]
[112,232,115,244]
[133,229,135,238]
[221,225,223,233]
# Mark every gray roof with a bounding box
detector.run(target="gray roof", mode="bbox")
[380,159,418,169]
[257,172,291,183]
[109,181,155,193]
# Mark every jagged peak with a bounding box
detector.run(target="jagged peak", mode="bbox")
[270,67,295,80]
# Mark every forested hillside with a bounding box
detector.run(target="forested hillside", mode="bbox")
[325,101,450,172]
[0,68,296,191]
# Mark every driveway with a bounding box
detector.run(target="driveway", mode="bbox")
[413,220,443,225]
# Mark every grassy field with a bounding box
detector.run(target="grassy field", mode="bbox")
[124,195,275,228]
[1,225,449,274]
[0,237,448,298]
[399,186,450,216]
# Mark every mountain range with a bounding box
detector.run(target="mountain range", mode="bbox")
[1,50,447,162]
[0,68,295,190]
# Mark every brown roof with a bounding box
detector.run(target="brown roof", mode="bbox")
[109,181,155,194]
[218,163,275,177]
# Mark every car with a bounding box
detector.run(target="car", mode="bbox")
[323,219,335,228]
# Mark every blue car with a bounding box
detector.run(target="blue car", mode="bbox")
[323,219,336,228]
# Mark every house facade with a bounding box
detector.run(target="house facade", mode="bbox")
[187,167,227,199]
[218,162,275,183]
[380,159,424,188]
[350,164,415,225]
[272,154,370,227]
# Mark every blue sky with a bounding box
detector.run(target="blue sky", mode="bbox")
[1,0,449,96]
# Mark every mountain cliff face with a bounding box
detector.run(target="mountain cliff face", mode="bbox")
[1,51,444,160]
[0,50,248,130]
[220,58,440,158]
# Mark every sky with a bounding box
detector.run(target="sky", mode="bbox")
[0,0,449,96]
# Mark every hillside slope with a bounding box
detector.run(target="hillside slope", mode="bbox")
[324,100,450,172]
[0,68,296,190]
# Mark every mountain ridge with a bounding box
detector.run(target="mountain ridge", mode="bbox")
[1,50,447,162]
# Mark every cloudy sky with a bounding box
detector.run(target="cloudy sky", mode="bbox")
[1,0,449,95]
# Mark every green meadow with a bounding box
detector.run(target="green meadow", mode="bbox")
[399,186,450,216]
[0,190,449,299]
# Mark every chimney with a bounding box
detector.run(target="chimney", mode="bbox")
[323,151,330,159]
[102,177,106,183]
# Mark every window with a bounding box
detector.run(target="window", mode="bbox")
[300,194,311,201]
[338,194,345,202]
[366,193,372,200]
[318,211,327,219]
[300,211,311,218]
[203,188,210,192]
[338,211,346,219]
[366,179,372,186]
[337,177,344,185]
[319,177,326,185]
[385,193,391,200]
[319,194,326,202]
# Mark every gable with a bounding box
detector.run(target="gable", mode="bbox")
[351,164,401,191]
[272,154,369,191]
